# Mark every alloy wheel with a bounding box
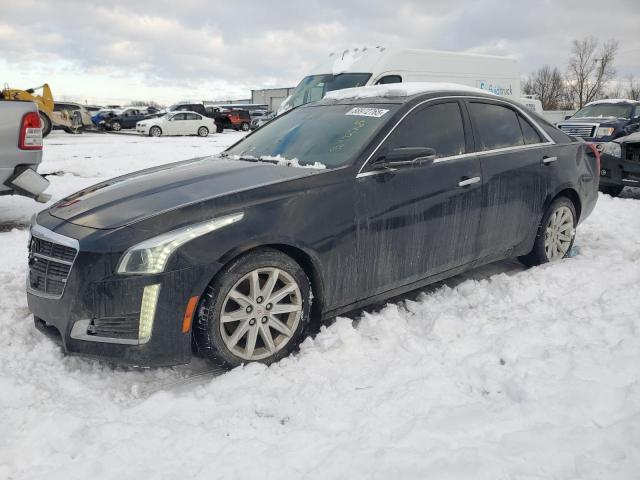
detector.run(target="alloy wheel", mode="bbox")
[544,205,574,261]
[219,267,302,361]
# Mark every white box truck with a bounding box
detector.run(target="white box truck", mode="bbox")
[278,47,522,114]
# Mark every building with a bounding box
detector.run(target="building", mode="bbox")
[251,87,295,111]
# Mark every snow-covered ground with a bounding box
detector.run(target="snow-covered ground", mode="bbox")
[1,131,640,480]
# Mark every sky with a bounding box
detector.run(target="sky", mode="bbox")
[1,0,639,105]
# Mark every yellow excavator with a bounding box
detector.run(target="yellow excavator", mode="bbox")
[1,83,55,137]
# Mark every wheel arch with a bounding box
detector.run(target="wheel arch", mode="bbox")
[215,242,326,321]
[545,185,582,222]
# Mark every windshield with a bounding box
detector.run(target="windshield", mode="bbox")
[282,73,372,111]
[573,103,633,119]
[225,103,397,168]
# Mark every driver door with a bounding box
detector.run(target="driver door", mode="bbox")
[167,113,186,134]
[355,100,483,297]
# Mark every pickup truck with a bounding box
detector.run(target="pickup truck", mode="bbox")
[557,99,640,141]
[0,100,50,202]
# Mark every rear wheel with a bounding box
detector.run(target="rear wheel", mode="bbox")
[197,126,209,137]
[599,185,624,197]
[518,197,576,267]
[194,248,311,369]
[39,113,52,137]
[240,122,250,132]
[149,126,162,137]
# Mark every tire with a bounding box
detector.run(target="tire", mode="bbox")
[111,121,122,132]
[197,126,209,137]
[39,113,52,137]
[149,126,162,137]
[599,185,624,197]
[240,122,250,132]
[518,196,577,267]
[216,124,223,134]
[193,248,311,369]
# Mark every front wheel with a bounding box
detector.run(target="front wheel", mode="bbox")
[599,185,624,197]
[197,126,209,137]
[240,122,250,132]
[149,126,162,137]
[111,121,122,132]
[193,248,311,369]
[518,197,576,267]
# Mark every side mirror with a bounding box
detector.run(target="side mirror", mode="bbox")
[564,115,572,120]
[377,147,437,169]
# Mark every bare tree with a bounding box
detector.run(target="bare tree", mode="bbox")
[130,100,163,108]
[626,75,640,101]
[523,65,565,110]
[566,37,619,108]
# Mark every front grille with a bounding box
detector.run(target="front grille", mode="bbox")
[88,317,140,340]
[625,143,640,163]
[558,123,597,138]
[28,235,77,298]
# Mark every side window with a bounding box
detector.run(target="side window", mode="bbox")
[186,113,200,120]
[172,113,187,121]
[376,75,402,85]
[518,114,544,145]
[386,102,466,158]
[469,102,524,150]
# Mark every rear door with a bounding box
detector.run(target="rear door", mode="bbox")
[355,100,483,297]
[466,100,554,259]
[185,113,202,134]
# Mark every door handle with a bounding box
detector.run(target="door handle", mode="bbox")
[457,176,481,187]
[542,156,558,165]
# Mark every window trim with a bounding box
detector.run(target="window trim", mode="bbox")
[356,95,555,178]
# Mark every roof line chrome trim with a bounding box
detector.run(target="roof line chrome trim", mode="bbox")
[357,95,556,176]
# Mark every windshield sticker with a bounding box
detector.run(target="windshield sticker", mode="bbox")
[345,107,389,118]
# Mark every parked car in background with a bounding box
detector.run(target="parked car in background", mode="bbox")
[225,109,251,131]
[53,102,94,132]
[136,111,215,137]
[250,111,275,130]
[598,132,640,196]
[557,99,640,141]
[99,107,148,131]
[91,108,118,126]
[165,102,225,133]
[0,100,50,202]
[27,83,598,369]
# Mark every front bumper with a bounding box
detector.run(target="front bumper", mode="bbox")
[599,152,640,188]
[26,223,216,367]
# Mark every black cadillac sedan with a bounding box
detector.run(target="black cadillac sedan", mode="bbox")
[27,85,599,369]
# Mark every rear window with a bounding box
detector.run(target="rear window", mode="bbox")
[469,102,524,150]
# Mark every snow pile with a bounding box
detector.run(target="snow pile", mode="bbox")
[227,153,326,169]
[325,82,494,101]
[1,133,640,479]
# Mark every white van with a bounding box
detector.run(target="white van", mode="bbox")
[278,47,521,114]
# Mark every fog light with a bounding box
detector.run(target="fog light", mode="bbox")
[139,284,160,344]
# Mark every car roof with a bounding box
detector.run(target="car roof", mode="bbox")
[585,99,640,107]
[317,82,499,107]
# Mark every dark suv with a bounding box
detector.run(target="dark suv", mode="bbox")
[557,100,640,196]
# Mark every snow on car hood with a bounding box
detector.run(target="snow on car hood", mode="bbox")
[48,156,320,229]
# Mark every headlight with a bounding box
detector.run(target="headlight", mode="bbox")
[596,127,615,138]
[116,212,244,274]
[600,142,621,158]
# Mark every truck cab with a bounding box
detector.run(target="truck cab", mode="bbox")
[556,99,640,142]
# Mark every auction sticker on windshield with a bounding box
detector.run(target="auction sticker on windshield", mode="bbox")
[345,107,389,118]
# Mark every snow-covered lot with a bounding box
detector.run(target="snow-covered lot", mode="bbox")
[1,132,640,479]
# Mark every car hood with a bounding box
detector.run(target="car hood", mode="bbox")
[562,117,626,127]
[49,157,321,229]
